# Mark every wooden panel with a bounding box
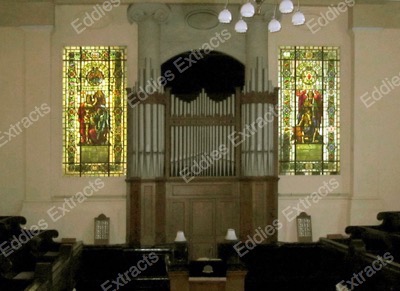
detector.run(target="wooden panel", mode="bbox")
[169,270,246,291]
[172,183,233,197]
[166,181,241,259]
[141,184,155,245]
[239,181,253,240]
[226,270,247,291]
[240,89,279,105]
[190,200,215,258]
[169,271,189,291]
[191,200,214,237]
[216,200,239,239]
[167,200,186,242]
[266,178,278,212]
[190,282,225,291]
[155,179,166,244]
[126,178,141,245]
[132,178,278,248]
[266,178,278,242]
[252,182,266,231]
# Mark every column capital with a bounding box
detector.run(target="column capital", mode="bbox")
[127,3,171,24]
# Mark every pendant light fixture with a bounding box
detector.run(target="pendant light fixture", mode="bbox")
[218,0,305,33]
[292,0,305,25]
[218,0,232,23]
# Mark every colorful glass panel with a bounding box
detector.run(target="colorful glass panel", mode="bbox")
[279,46,340,175]
[63,46,127,176]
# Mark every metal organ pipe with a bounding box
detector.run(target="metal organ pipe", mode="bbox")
[169,92,236,177]
[130,89,274,179]
[241,102,274,176]
[131,103,165,178]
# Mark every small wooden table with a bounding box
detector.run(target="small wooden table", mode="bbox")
[189,277,226,291]
[169,269,247,291]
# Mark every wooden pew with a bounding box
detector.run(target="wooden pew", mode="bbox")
[323,211,400,290]
[321,237,400,290]
[75,246,171,290]
[24,241,83,291]
[0,216,83,291]
[240,242,347,290]
[345,211,400,262]
[0,228,59,289]
[0,216,27,243]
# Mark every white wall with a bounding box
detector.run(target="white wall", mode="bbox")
[351,27,400,221]
[0,4,138,244]
[0,27,26,215]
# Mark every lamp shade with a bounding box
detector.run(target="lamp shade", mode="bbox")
[225,228,238,241]
[174,231,187,242]
[240,2,255,17]
[279,0,294,13]
[268,18,281,32]
[235,19,248,33]
[218,8,232,24]
[292,11,305,25]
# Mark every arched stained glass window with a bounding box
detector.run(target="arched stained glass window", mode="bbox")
[63,46,127,176]
[279,46,340,175]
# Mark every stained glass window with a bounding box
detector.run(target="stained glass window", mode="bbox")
[278,46,340,175]
[63,46,127,176]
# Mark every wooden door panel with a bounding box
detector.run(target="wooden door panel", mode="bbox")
[190,200,215,237]
[216,200,239,241]
[167,200,187,242]
[190,200,215,258]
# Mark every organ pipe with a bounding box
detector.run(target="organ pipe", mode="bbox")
[129,88,277,178]
[131,103,165,178]
[168,90,236,177]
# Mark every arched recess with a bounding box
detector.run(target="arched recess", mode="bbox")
[161,50,244,100]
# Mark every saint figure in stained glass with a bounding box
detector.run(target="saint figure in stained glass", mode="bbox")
[296,90,322,143]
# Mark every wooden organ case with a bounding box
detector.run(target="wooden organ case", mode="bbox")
[126,88,279,259]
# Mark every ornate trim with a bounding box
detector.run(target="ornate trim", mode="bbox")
[127,3,171,24]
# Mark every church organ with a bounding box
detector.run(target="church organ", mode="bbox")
[126,88,279,259]
[126,3,279,259]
